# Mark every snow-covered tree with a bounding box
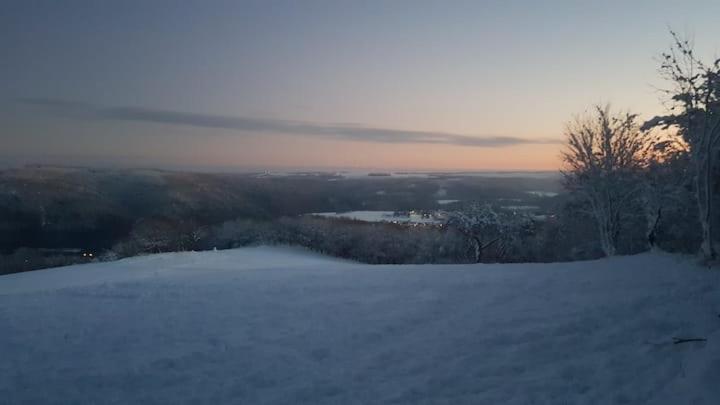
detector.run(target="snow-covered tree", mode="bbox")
[640,138,690,250]
[642,31,720,261]
[446,203,531,263]
[129,218,177,253]
[446,203,502,262]
[561,105,649,256]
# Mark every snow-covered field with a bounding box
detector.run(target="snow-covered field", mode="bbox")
[310,211,441,224]
[1,247,719,404]
[526,190,559,198]
[500,205,541,211]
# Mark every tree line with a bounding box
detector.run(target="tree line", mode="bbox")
[561,31,719,262]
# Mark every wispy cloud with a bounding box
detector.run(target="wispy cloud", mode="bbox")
[17,98,562,147]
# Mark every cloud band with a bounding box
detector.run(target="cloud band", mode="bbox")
[18,98,561,147]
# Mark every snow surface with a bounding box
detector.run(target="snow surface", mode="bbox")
[1,247,719,404]
[526,190,560,198]
[310,211,441,224]
[501,205,541,211]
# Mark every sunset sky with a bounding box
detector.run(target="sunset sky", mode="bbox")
[2,0,720,171]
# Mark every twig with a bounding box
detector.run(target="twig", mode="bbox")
[672,337,707,345]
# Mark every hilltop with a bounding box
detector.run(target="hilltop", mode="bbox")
[1,247,719,404]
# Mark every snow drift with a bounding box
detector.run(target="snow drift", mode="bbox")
[1,247,719,404]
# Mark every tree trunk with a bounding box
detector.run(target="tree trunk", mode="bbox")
[472,236,481,263]
[697,155,716,261]
[646,207,661,251]
[597,215,616,257]
[600,237,616,257]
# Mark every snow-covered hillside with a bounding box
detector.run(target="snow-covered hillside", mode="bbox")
[1,247,719,404]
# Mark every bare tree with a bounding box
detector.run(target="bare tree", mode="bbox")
[642,31,720,261]
[447,203,531,263]
[561,105,649,256]
[447,203,504,263]
[641,137,690,250]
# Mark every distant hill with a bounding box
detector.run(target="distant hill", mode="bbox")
[0,166,563,254]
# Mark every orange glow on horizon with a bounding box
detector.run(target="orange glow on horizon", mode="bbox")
[179,135,563,172]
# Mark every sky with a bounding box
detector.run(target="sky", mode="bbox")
[2,0,720,172]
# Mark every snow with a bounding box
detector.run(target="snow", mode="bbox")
[500,205,540,211]
[526,190,560,198]
[310,211,441,224]
[1,247,719,404]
